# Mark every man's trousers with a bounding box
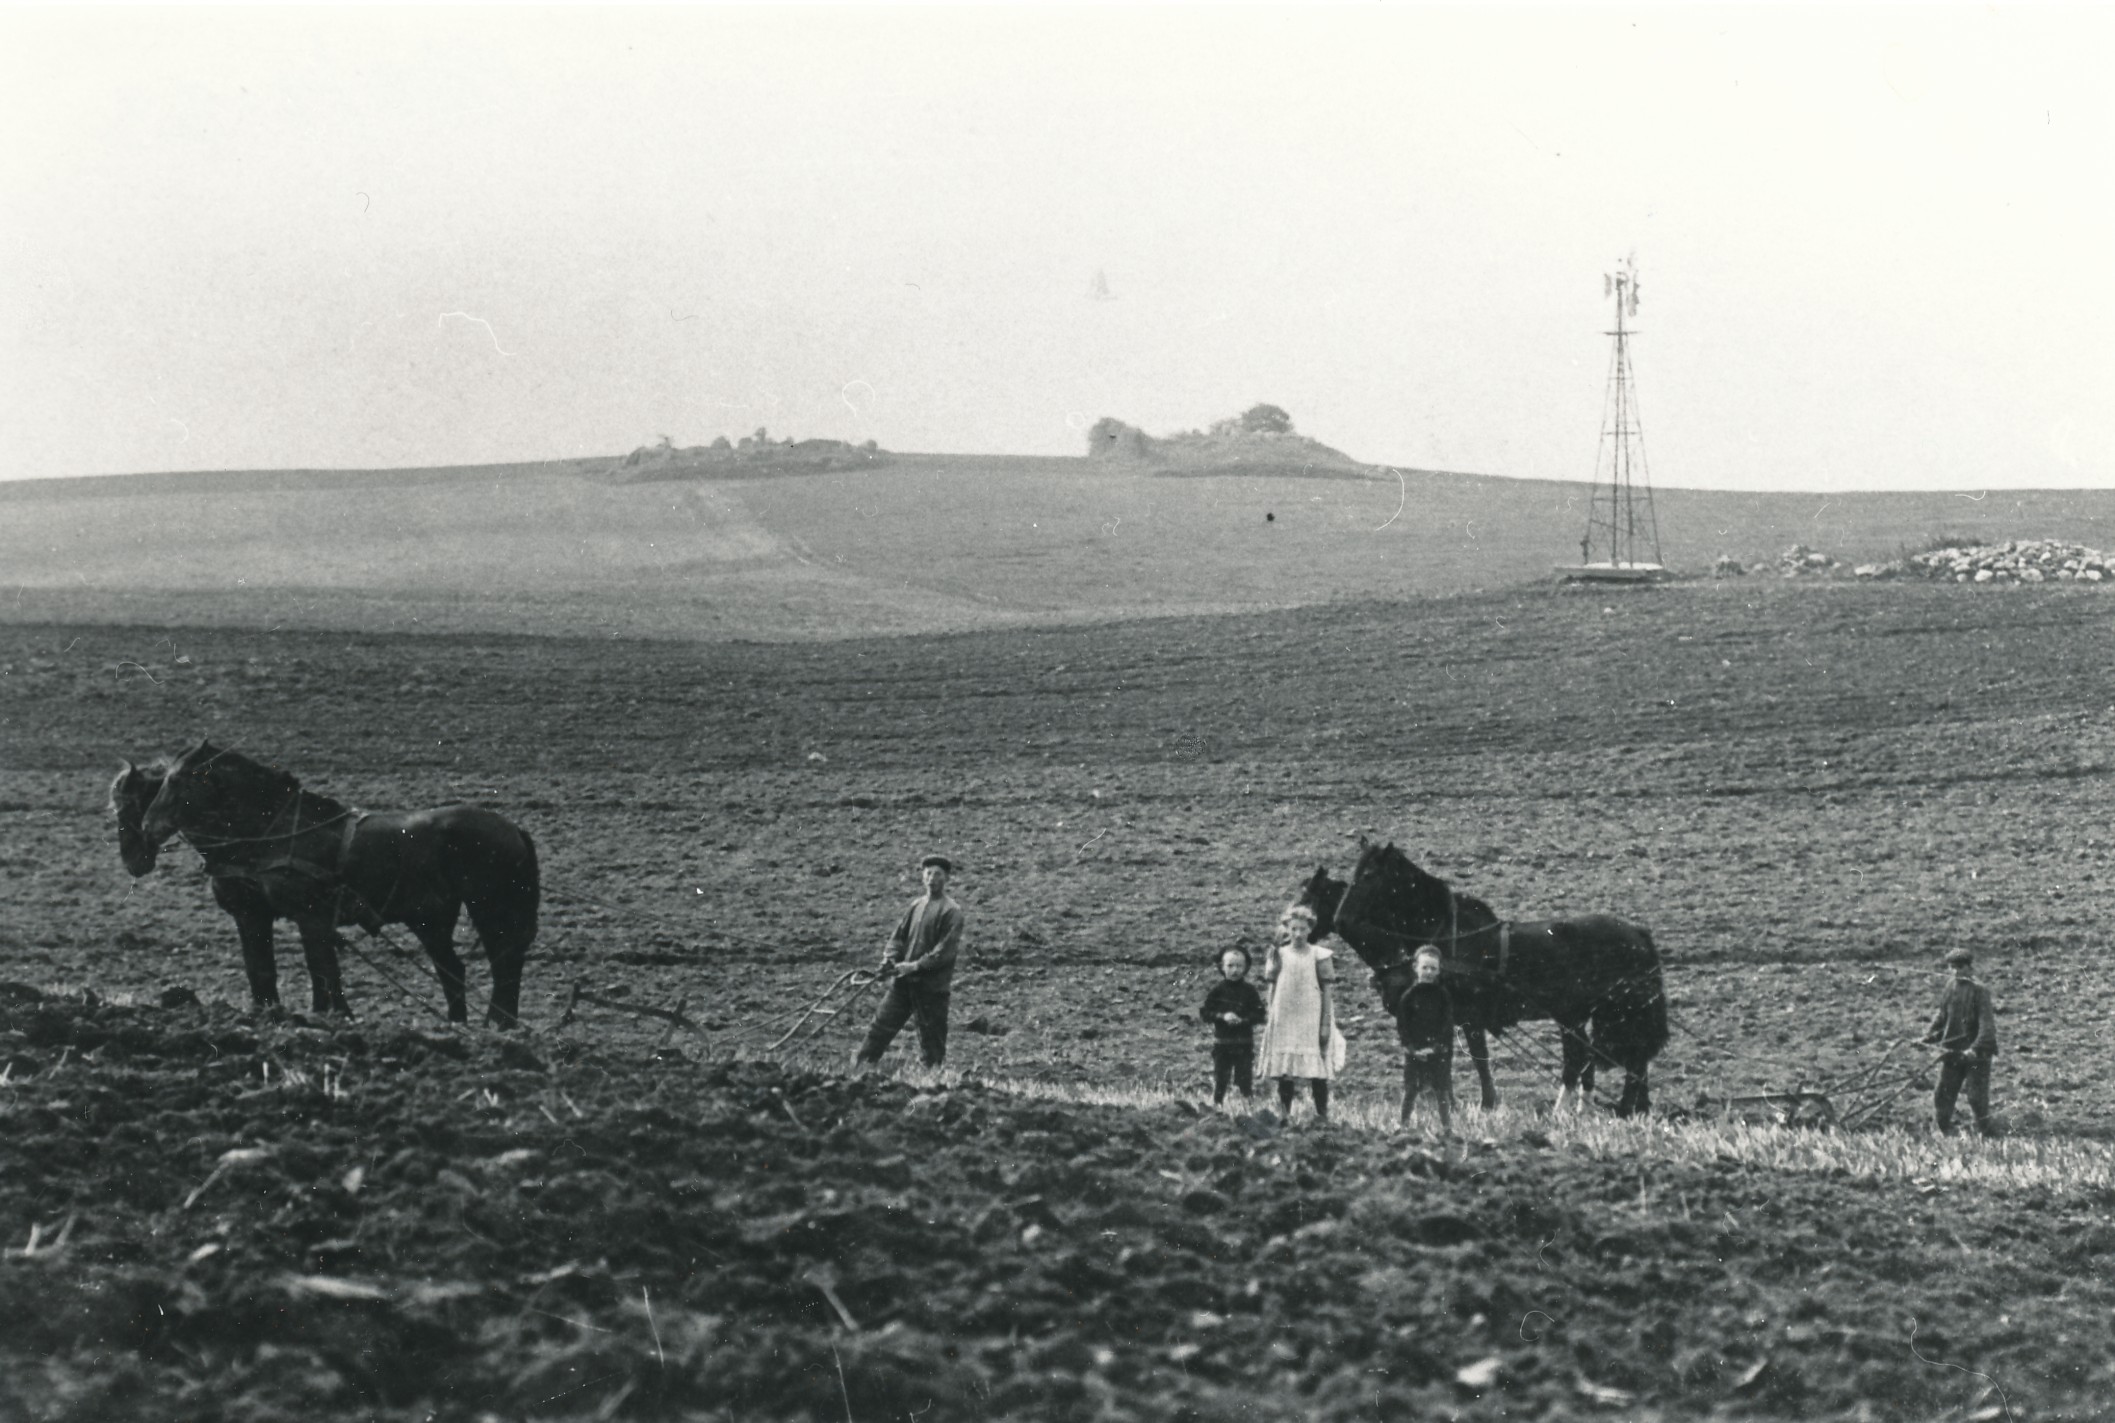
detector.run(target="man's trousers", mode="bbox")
[1934,1052,1992,1133]
[856,980,950,1068]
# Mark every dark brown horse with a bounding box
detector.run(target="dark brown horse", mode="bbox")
[113,759,340,1014]
[1296,863,1499,1109]
[1300,841,1668,1115]
[129,742,540,1027]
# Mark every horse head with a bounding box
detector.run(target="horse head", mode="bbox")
[1294,865,1347,940]
[141,739,296,845]
[110,759,169,876]
[1336,841,1457,963]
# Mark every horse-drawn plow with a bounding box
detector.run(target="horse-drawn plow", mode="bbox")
[1702,1039,1940,1130]
[555,965,885,1064]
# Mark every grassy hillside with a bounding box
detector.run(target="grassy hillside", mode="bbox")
[3,454,2112,639]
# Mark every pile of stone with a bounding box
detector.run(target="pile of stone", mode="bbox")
[1771,544,1838,578]
[1879,539,2112,584]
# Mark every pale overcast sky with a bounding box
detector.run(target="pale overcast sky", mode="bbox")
[5,6,2113,490]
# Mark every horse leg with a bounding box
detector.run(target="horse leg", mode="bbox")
[1463,1026,1498,1110]
[409,907,471,1023]
[484,932,525,1030]
[293,919,352,1018]
[1616,1066,1651,1117]
[1555,1021,1591,1113]
[235,913,280,1008]
[210,879,280,1008]
[460,822,538,1030]
[464,913,531,1030]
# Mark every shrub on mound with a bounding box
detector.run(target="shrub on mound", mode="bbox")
[1085,406,1363,474]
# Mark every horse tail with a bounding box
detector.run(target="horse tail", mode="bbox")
[1593,926,1669,1071]
[462,817,540,962]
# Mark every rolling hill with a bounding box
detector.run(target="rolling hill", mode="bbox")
[2,454,2111,640]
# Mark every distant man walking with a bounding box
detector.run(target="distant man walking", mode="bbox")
[1922,947,1998,1135]
[853,854,965,1072]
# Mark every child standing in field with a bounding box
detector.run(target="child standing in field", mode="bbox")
[1200,947,1268,1105]
[1256,903,1338,1123]
[1392,946,1455,1134]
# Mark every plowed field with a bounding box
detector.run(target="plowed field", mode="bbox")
[3,578,2114,1420]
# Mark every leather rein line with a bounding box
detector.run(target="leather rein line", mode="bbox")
[1342,882,1512,982]
[172,787,365,881]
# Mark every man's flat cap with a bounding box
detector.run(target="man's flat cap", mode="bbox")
[1943,948,1974,966]
[919,854,954,873]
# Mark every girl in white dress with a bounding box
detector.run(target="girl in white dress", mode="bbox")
[1255,903,1338,1122]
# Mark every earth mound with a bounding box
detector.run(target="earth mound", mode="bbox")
[600,431,887,485]
[1086,404,1369,480]
[4,987,2107,1421]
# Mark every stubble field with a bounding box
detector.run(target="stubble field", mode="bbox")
[3,577,2114,1420]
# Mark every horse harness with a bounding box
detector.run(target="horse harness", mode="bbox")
[1353,883,1511,981]
[1438,885,1512,981]
[185,792,381,920]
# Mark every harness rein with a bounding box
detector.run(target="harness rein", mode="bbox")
[1345,881,1511,982]
[178,787,366,890]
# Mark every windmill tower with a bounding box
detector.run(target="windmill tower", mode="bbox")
[1572,255,1664,579]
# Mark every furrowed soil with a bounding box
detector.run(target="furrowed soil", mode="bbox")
[3,579,2114,1420]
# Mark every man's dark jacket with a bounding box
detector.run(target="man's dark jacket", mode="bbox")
[884,894,965,991]
[1926,978,1997,1058]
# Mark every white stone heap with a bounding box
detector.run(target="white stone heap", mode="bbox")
[1851,539,2112,584]
[1763,539,2112,584]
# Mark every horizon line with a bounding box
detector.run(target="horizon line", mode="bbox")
[0,452,2107,500]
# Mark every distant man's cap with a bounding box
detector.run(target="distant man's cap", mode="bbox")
[919,854,954,873]
[1944,948,1974,967]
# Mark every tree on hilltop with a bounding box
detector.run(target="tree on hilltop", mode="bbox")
[1207,404,1295,437]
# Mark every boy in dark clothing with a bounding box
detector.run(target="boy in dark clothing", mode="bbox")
[1923,946,1998,1134]
[1393,946,1455,1133]
[1200,947,1268,1104]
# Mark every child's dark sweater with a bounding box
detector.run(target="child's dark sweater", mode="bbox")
[1393,981,1456,1056]
[1200,981,1268,1043]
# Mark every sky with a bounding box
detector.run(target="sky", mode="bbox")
[4,6,2113,491]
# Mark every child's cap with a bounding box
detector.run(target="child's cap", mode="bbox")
[1413,945,1444,965]
[1218,945,1252,967]
[1943,947,1973,967]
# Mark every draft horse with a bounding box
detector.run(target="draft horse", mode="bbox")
[1299,841,1667,1115]
[121,741,540,1027]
